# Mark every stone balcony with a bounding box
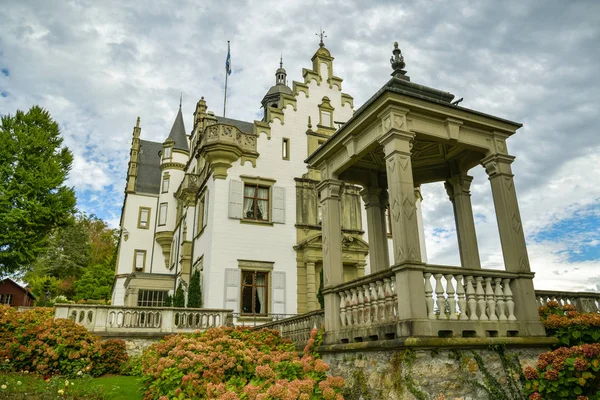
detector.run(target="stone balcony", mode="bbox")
[197,123,259,179]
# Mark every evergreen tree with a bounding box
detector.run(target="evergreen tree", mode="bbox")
[187,270,202,308]
[164,294,173,307]
[173,282,185,308]
[0,106,76,276]
[317,268,324,309]
[73,264,114,301]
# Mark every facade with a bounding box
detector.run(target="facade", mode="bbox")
[0,278,36,307]
[111,41,429,318]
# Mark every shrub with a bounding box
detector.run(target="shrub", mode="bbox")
[539,302,600,346]
[120,355,143,377]
[523,343,600,399]
[140,326,344,399]
[96,339,128,376]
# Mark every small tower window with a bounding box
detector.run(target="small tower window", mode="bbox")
[163,147,172,160]
[162,175,170,193]
[321,111,332,127]
[282,138,290,160]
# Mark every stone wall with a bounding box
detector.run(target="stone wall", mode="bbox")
[99,335,163,356]
[321,339,555,400]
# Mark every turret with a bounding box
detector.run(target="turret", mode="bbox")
[261,56,293,120]
[125,117,141,193]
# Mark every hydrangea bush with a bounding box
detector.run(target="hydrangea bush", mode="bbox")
[539,301,600,346]
[140,326,344,399]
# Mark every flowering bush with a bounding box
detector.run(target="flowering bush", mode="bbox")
[523,343,600,399]
[0,305,127,378]
[539,302,600,346]
[96,339,128,376]
[140,326,344,399]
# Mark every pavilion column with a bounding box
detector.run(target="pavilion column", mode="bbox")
[414,186,428,263]
[317,179,344,332]
[482,153,540,324]
[360,187,390,273]
[305,261,317,311]
[445,173,482,269]
[379,124,427,323]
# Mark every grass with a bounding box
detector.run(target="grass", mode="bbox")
[0,372,144,400]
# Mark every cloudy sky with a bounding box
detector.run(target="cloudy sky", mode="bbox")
[1,0,598,291]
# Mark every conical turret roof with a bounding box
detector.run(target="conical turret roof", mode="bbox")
[167,106,189,152]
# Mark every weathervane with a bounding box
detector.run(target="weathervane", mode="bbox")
[316,28,327,47]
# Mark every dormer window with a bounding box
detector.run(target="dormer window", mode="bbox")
[318,97,335,129]
[163,147,172,160]
[321,111,332,127]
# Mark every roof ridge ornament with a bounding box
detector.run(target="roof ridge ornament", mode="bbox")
[316,28,327,48]
[390,42,409,80]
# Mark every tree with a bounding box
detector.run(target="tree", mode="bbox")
[187,270,203,308]
[0,106,76,276]
[74,263,114,301]
[173,282,185,308]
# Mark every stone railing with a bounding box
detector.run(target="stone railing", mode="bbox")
[258,310,324,349]
[200,123,258,155]
[424,265,517,322]
[536,290,600,313]
[55,304,232,335]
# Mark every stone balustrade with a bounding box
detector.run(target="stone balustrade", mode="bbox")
[55,304,232,335]
[259,310,324,349]
[424,266,517,322]
[536,290,600,313]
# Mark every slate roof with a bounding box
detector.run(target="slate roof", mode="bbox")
[167,106,189,152]
[215,116,254,134]
[135,140,162,194]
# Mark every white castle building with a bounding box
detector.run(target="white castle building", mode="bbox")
[111,40,428,318]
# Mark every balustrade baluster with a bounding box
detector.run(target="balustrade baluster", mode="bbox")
[370,283,378,325]
[362,284,371,324]
[475,277,487,321]
[350,288,359,327]
[503,278,516,321]
[376,280,386,322]
[357,286,365,325]
[445,274,457,320]
[424,272,435,319]
[384,278,393,323]
[434,274,445,319]
[495,278,507,321]
[485,277,498,321]
[345,290,353,327]
[339,291,347,327]
[465,276,477,320]
[456,275,466,320]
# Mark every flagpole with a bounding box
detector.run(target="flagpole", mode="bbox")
[223,41,230,117]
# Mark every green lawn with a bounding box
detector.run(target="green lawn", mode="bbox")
[0,373,144,400]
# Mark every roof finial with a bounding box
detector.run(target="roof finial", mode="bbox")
[316,28,327,47]
[179,92,182,108]
[390,41,408,79]
[280,54,283,68]
[136,116,140,127]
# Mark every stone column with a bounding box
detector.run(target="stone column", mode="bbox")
[360,187,390,273]
[379,125,427,323]
[445,173,481,269]
[317,179,344,332]
[482,154,541,325]
[414,187,428,264]
[306,261,317,311]
[481,154,530,273]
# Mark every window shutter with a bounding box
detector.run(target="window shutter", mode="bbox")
[203,190,209,228]
[228,180,243,219]
[271,271,285,315]
[272,186,285,224]
[224,268,240,312]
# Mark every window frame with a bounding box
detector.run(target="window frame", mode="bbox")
[137,206,151,229]
[133,249,147,272]
[4,294,12,305]
[162,146,172,160]
[242,183,270,222]
[282,137,290,160]
[162,174,170,193]
[158,203,168,226]
[240,270,269,315]
[137,290,168,307]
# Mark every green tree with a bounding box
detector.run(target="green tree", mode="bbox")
[0,106,76,276]
[74,263,114,301]
[173,282,185,308]
[187,270,203,308]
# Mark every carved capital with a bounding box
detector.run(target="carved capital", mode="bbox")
[359,187,383,209]
[446,173,473,200]
[481,154,515,178]
[317,179,343,201]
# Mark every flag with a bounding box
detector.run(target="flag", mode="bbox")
[225,42,231,76]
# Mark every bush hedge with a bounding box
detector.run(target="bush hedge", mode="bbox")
[539,301,600,347]
[140,326,344,399]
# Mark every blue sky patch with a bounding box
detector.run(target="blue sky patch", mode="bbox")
[0,68,8,77]
[532,204,600,262]
[1,91,8,97]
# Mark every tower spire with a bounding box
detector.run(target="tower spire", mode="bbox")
[179,92,182,108]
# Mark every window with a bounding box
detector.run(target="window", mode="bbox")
[321,111,332,127]
[386,205,392,235]
[243,184,269,221]
[163,146,172,160]
[4,294,12,305]
[197,190,209,234]
[134,249,146,271]
[162,175,170,193]
[241,271,268,315]
[282,138,290,160]
[138,207,151,229]
[0,294,3,303]
[158,203,168,226]
[137,290,168,307]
